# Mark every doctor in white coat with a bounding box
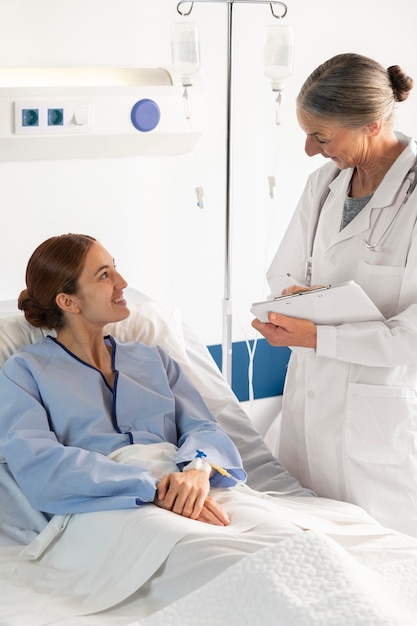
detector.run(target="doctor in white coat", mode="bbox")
[252,53,417,537]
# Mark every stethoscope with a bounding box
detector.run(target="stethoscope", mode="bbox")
[305,156,417,285]
[362,159,417,252]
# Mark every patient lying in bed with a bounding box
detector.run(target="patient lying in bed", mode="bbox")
[1,233,417,626]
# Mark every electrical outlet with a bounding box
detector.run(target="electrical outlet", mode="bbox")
[14,101,91,135]
[47,108,64,126]
[21,108,39,127]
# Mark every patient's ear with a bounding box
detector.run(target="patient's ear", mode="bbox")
[55,293,80,314]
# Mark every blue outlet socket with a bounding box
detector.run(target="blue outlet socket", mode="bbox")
[22,109,39,127]
[48,108,64,126]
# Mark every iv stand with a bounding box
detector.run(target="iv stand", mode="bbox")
[177,0,287,385]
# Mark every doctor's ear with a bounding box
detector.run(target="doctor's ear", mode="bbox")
[366,120,383,136]
[55,293,80,314]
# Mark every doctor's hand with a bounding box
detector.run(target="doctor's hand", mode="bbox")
[281,283,324,296]
[154,470,230,526]
[252,312,317,349]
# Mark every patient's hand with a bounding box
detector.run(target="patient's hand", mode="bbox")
[154,470,230,526]
[195,496,231,526]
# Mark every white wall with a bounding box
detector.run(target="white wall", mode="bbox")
[0,0,416,349]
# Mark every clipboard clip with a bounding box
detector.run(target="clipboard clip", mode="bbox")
[273,285,331,301]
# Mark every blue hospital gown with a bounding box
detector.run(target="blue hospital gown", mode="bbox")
[0,335,246,515]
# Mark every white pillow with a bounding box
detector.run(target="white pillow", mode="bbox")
[0,316,46,368]
[0,287,182,366]
[0,300,187,368]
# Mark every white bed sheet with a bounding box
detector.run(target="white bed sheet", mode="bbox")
[131,530,417,626]
[2,444,417,626]
[1,289,417,626]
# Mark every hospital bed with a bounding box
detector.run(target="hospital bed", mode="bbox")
[1,288,417,626]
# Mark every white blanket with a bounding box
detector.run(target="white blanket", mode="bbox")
[131,530,417,626]
[2,444,417,626]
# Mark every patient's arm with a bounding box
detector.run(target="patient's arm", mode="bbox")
[155,470,230,526]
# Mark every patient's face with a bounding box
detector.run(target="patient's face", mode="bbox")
[74,241,130,327]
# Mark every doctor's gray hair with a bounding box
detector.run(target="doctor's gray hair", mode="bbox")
[297,53,414,128]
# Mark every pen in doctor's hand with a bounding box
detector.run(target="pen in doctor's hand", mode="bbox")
[286,272,309,287]
[283,273,310,296]
[285,274,326,295]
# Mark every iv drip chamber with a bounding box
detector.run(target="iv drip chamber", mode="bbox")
[171,22,200,86]
[263,24,294,91]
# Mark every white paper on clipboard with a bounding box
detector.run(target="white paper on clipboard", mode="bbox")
[250,280,385,325]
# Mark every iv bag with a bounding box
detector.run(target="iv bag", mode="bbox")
[171,22,200,86]
[263,24,294,90]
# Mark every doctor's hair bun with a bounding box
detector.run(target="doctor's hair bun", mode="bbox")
[18,288,62,330]
[297,53,414,127]
[387,65,414,102]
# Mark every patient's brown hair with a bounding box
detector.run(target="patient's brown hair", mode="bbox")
[18,234,96,329]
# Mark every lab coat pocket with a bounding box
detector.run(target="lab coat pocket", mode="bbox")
[345,383,416,465]
[356,261,404,319]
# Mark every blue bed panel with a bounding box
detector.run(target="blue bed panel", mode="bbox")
[207,339,290,402]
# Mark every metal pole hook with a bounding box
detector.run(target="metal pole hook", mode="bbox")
[270,2,287,18]
[177,1,288,19]
[177,1,194,16]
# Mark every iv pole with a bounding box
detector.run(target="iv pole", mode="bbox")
[176,0,288,385]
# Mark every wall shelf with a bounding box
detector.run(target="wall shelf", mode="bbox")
[0,67,201,160]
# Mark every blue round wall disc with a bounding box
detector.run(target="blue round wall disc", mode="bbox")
[130,99,161,132]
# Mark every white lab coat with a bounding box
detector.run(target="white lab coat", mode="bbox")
[267,132,417,537]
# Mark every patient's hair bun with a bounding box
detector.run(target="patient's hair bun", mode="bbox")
[18,289,61,330]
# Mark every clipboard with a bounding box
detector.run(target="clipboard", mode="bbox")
[250,280,385,325]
